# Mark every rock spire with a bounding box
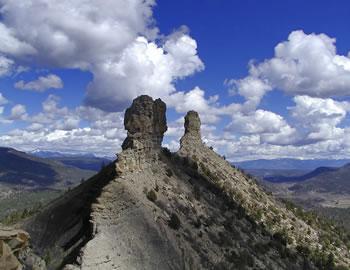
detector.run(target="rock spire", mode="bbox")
[180,110,202,147]
[122,95,167,150]
[116,95,167,174]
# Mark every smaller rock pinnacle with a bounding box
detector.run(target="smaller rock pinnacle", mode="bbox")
[184,111,201,138]
[180,111,202,148]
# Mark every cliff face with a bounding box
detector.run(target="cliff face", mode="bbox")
[22,96,350,270]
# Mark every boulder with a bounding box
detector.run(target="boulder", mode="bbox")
[0,240,22,270]
[0,228,30,270]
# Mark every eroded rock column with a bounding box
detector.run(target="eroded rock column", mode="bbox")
[180,110,203,148]
[116,95,167,174]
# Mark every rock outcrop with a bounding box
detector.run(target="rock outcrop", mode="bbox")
[0,228,27,270]
[0,228,45,270]
[116,95,167,174]
[23,95,350,270]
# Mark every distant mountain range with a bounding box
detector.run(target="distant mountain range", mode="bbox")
[0,147,96,188]
[234,158,350,171]
[288,163,350,194]
[31,150,113,171]
[264,166,338,183]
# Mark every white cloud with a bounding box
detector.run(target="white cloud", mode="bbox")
[226,109,299,145]
[226,76,272,111]
[86,32,204,111]
[0,22,36,56]
[27,123,44,132]
[14,74,63,92]
[0,93,9,123]
[227,110,288,134]
[230,30,350,108]
[0,0,157,68]
[0,55,14,77]
[0,0,204,111]
[167,87,241,125]
[9,104,27,120]
[290,95,349,143]
[0,93,8,106]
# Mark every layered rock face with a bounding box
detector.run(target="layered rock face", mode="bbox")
[116,95,167,174]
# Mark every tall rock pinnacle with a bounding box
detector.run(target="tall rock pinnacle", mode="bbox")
[180,110,202,147]
[117,95,167,174]
[122,95,167,150]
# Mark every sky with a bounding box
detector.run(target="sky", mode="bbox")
[0,0,350,161]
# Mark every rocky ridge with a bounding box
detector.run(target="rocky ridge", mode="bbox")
[16,95,350,269]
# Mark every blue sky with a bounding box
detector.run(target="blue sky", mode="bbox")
[0,0,350,160]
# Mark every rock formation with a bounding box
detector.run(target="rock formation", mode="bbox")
[116,95,167,174]
[21,95,350,270]
[180,110,202,146]
[0,228,45,270]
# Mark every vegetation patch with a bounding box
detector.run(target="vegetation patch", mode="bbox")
[146,189,157,202]
[168,213,181,230]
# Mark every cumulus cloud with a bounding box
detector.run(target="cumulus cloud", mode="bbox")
[290,95,349,143]
[226,110,298,145]
[0,22,36,56]
[231,30,350,107]
[0,0,204,111]
[226,76,272,111]
[0,95,126,155]
[9,104,27,120]
[0,93,8,106]
[14,74,63,92]
[0,55,14,76]
[167,87,241,125]
[86,32,204,111]
[0,93,11,124]
[0,0,157,67]
[227,110,288,134]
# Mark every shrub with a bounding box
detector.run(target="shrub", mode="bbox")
[168,213,181,230]
[162,147,172,158]
[296,244,311,258]
[166,168,173,177]
[146,189,157,202]
[191,160,198,170]
[237,250,254,267]
[273,231,288,247]
[193,185,201,200]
